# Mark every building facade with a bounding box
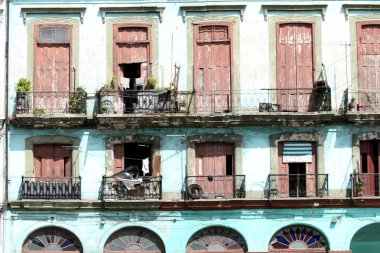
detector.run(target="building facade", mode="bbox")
[4,0,380,252]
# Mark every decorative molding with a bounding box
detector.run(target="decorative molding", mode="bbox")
[99,7,165,24]
[261,5,327,21]
[21,7,86,24]
[343,4,380,21]
[180,5,246,23]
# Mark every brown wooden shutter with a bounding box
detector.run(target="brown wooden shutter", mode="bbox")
[113,144,124,174]
[277,142,288,197]
[153,155,161,176]
[34,144,72,178]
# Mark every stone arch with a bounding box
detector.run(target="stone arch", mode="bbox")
[350,222,380,253]
[268,224,329,252]
[186,226,247,252]
[103,226,165,253]
[22,226,83,252]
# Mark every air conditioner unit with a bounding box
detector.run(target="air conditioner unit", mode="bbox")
[314,80,327,88]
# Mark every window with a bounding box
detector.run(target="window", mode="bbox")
[33,24,72,113]
[113,25,152,89]
[33,144,72,178]
[359,140,380,196]
[113,142,156,176]
[277,141,317,198]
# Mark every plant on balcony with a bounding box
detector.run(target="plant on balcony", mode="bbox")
[68,87,87,113]
[355,178,364,196]
[98,76,124,114]
[146,77,157,90]
[348,97,356,111]
[16,78,32,114]
[16,78,32,92]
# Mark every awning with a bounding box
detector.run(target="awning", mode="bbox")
[283,142,312,163]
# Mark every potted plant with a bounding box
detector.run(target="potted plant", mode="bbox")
[98,76,124,114]
[68,87,87,113]
[16,78,32,114]
[355,178,364,196]
[146,77,157,90]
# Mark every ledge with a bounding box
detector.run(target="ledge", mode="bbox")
[21,7,86,24]
[10,198,380,211]
[261,4,327,21]
[180,5,246,22]
[10,200,102,210]
[12,113,89,128]
[99,6,165,23]
[342,4,380,20]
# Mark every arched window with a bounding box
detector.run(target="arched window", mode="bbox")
[186,226,247,252]
[269,225,328,251]
[104,227,165,253]
[23,227,82,252]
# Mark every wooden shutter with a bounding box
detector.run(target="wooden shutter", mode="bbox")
[276,23,314,112]
[153,155,161,176]
[113,144,125,174]
[194,23,233,113]
[360,141,376,196]
[34,25,72,113]
[306,142,317,197]
[277,142,289,197]
[33,144,72,178]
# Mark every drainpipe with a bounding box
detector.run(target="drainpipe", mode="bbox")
[4,0,9,212]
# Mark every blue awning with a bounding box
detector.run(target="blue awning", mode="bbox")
[283,142,312,163]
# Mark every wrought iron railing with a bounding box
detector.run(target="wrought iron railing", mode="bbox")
[347,89,380,112]
[102,176,162,200]
[185,175,245,200]
[97,88,331,114]
[16,90,87,114]
[98,90,175,114]
[21,176,81,199]
[350,173,380,197]
[266,174,328,199]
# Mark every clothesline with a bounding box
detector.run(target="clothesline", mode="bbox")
[125,157,149,161]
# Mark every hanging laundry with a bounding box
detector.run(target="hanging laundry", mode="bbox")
[142,157,150,176]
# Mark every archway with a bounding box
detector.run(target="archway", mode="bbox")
[350,223,380,253]
[186,226,247,252]
[268,225,328,252]
[104,227,165,253]
[22,227,82,252]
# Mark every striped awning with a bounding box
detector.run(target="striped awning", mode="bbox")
[283,142,312,163]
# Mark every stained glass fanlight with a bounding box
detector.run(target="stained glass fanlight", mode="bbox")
[104,227,165,253]
[187,226,247,252]
[23,227,82,252]
[269,225,328,250]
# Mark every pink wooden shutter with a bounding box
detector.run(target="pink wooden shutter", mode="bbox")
[153,155,161,176]
[113,144,124,174]
[306,142,317,197]
[277,23,314,112]
[277,142,289,197]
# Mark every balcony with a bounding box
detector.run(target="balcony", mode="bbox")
[348,89,380,112]
[14,89,87,128]
[101,176,162,200]
[266,174,328,199]
[350,173,380,198]
[21,176,81,200]
[185,175,245,200]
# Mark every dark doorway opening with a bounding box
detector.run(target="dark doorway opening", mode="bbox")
[124,143,152,176]
[289,163,306,197]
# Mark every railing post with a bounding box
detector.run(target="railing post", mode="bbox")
[159,175,162,200]
[268,175,271,199]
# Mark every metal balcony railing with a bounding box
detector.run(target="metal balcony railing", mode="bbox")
[185,175,245,200]
[350,173,380,198]
[348,89,380,112]
[97,88,331,114]
[16,90,87,114]
[102,176,162,200]
[21,176,81,200]
[267,174,328,199]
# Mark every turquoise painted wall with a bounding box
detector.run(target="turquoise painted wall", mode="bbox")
[5,208,380,252]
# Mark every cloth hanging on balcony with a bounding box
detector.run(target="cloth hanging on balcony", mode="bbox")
[283,142,312,163]
[142,157,149,176]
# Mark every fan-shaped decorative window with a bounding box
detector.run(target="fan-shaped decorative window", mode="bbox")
[269,225,328,250]
[186,226,247,252]
[104,227,165,253]
[23,227,82,252]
